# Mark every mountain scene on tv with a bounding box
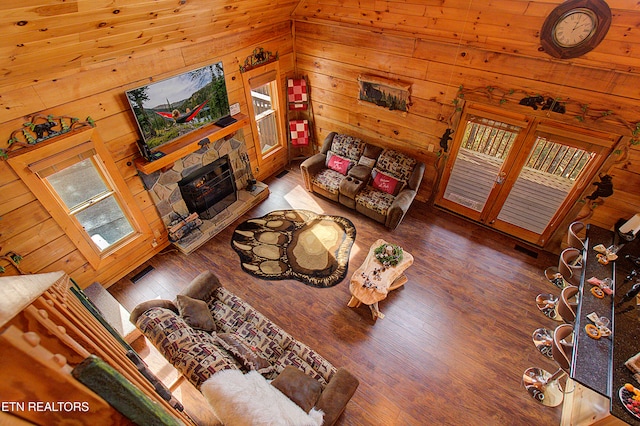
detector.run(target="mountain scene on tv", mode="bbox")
[126,61,230,150]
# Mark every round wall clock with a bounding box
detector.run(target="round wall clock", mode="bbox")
[540,0,612,59]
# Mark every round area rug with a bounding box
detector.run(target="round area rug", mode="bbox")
[230,209,356,288]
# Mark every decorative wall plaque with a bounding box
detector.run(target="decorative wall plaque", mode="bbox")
[3,114,94,159]
[239,47,278,73]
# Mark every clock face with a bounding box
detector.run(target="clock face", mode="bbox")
[553,9,597,48]
[540,0,612,59]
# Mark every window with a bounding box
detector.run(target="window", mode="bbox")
[44,156,134,251]
[8,127,150,269]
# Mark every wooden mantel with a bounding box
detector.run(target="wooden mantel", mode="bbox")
[133,114,249,175]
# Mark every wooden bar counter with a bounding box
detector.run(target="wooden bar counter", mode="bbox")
[562,225,640,425]
[571,225,615,397]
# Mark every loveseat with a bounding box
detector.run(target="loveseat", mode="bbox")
[130,271,358,425]
[300,132,425,229]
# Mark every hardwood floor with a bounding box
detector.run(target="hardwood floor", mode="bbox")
[109,163,564,425]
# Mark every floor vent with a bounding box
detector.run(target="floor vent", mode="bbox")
[131,265,154,283]
[514,244,538,258]
[276,170,289,178]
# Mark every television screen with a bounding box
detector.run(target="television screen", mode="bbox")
[125,61,230,154]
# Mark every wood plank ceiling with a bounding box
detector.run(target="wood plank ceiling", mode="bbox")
[0,0,301,93]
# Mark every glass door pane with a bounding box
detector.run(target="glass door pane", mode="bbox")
[251,83,279,154]
[241,62,287,180]
[442,117,520,213]
[495,137,593,234]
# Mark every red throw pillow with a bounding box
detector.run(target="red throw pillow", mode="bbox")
[372,169,402,195]
[326,151,355,175]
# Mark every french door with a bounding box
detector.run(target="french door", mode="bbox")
[435,103,616,246]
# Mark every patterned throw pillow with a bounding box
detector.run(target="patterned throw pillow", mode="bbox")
[216,333,274,375]
[371,168,403,196]
[326,151,355,175]
[376,149,417,182]
[330,134,366,160]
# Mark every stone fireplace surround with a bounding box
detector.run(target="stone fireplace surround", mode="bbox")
[138,137,268,254]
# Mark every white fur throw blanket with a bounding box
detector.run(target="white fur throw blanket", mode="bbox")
[201,370,324,426]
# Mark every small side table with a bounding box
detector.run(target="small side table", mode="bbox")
[347,239,413,321]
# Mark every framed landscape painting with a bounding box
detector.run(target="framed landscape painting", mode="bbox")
[357,75,411,114]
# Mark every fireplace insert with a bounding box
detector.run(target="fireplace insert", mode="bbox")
[178,155,237,220]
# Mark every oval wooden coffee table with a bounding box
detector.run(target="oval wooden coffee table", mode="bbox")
[347,239,413,321]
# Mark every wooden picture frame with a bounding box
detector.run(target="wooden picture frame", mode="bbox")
[357,75,411,114]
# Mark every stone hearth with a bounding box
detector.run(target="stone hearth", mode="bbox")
[138,137,268,254]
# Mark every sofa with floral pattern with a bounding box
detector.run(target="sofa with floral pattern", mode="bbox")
[130,271,359,426]
[300,132,425,229]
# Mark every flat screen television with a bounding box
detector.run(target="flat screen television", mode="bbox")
[125,61,232,161]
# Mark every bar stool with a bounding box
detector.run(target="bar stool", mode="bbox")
[543,247,583,290]
[544,219,585,289]
[537,265,570,321]
[536,292,562,321]
[523,323,574,407]
[558,248,583,287]
[534,265,571,355]
[533,286,578,358]
[544,265,568,290]
[567,221,586,250]
[556,285,579,324]
[532,327,554,359]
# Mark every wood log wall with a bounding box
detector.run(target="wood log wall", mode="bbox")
[292,0,640,235]
[0,0,297,286]
[1,1,639,285]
